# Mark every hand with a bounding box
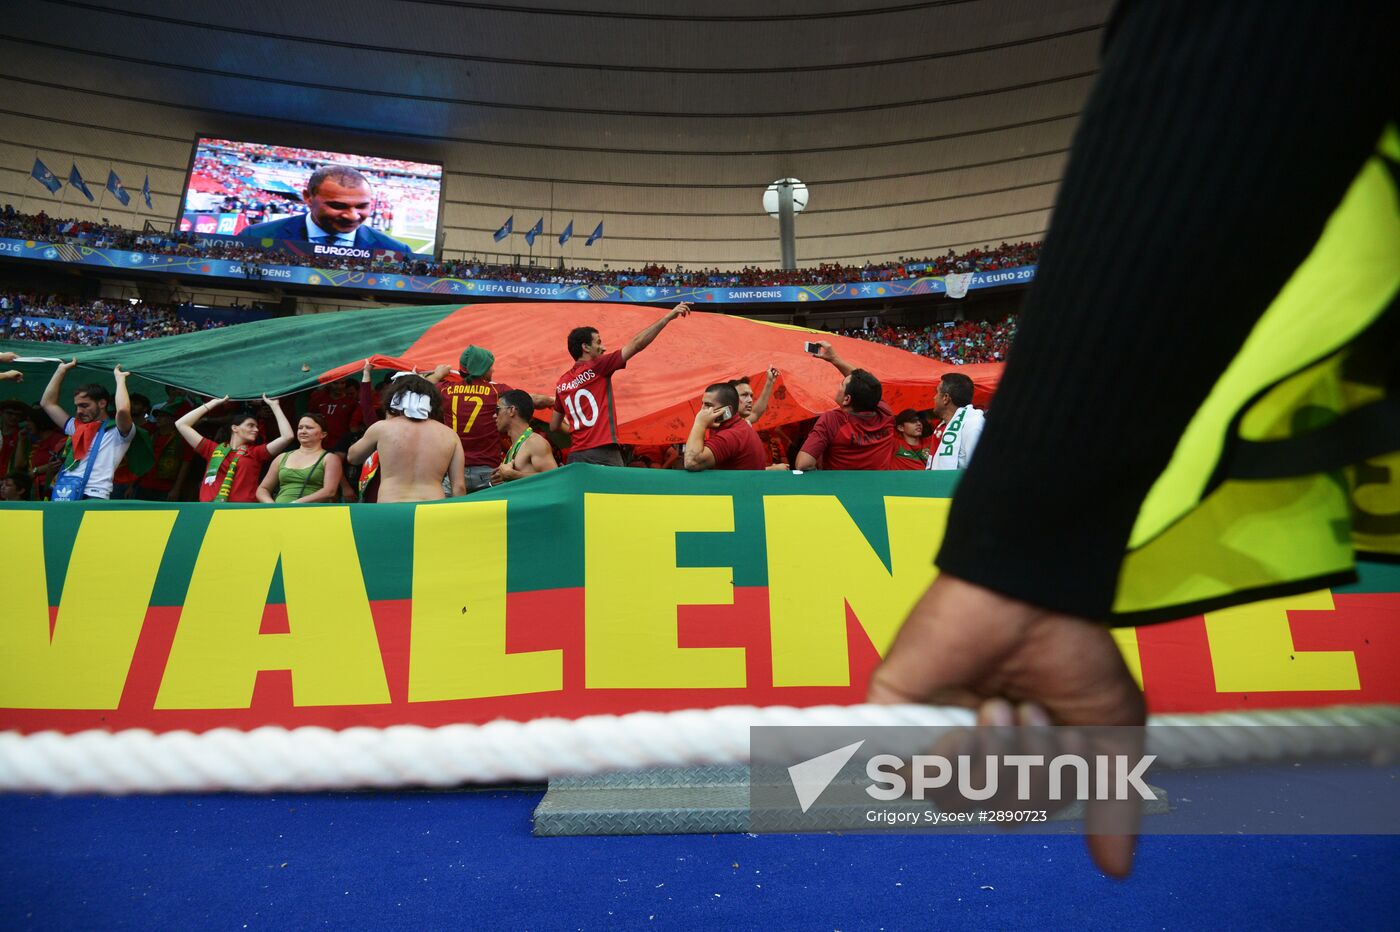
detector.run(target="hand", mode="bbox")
[767,366,780,381]
[261,393,280,407]
[57,357,78,373]
[429,363,453,381]
[0,370,20,383]
[0,351,16,363]
[205,395,230,411]
[814,341,837,363]
[668,302,691,321]
[867,573,1145,877]
[361,359,373,381]
[113,364,129,381]
[764,462,790,471]
[694,406,723,430]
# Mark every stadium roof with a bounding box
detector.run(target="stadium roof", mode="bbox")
[1,0,1113,269]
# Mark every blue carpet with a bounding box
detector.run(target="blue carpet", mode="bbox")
[2,790,1397,930]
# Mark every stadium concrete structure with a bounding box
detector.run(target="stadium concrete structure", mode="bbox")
[0,0,1104,273]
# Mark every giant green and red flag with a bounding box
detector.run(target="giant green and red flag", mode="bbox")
[1,303,1003,444]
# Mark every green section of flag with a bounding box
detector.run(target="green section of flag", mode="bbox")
[0,303,463,401]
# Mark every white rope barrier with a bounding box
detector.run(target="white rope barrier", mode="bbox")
[1,703,1396,794]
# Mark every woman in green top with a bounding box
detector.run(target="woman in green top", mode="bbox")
[256,413,342,504]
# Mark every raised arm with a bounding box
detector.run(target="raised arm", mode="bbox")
[40,358,77,428]
[549,408,566,434]
[529,393,554,410]
[814,342,854,378]
[359,361,381,426]
[749,366,779,424]
[175,395,228,449]
[683,407,721,471]
[112,365,133,435]
[621,302,690,362]
[262,395,295,456]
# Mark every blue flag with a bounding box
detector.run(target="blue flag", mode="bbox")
[142,174,153,209]
[524,217,544,247]
[106,170,131,206]
[558,220,574,246]
[68,163,94,202]
[30,158,62,194]
[586,221,604,246]
[493,215,513,242]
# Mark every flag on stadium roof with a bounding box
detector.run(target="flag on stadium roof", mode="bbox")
[68,163,94,202]
[558,220,573,246]
[30,158,61,194]
[524,217,544,247]
[105,170,131,207]
[493,215,513,242]
[141,174,153,209]
[586,221,604,246]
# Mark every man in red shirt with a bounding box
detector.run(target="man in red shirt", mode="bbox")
[439,345,552,493]
[794,341,894,471]
[551,303,691,466]
[308,378,361,450]
[683,382,768,471]
[134,407,194,500]
[890,408,931,469]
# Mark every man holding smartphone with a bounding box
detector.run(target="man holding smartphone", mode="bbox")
[683,382,767,471]
[794,341,894,470]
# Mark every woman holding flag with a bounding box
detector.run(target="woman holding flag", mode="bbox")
[175,393,294,503]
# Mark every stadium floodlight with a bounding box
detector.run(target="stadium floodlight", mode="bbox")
[762,178,809,218]
[763,178,808,271]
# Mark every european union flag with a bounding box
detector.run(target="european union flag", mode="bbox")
[106,170,131,206]
[68,163,94,202]
[142,174,153,208]
[558,220,573,246]
[524,217,544,247]
[30,158,62,194]
[586,221,604,246]
[493,215,513,242]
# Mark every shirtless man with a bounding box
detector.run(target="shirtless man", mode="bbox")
[491,389,557,484]
[347,374,465,502]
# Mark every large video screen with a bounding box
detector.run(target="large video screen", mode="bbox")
[180,138,444,256]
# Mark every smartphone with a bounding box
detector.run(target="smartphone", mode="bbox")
[804,341,822,354]
[714,405,732,423]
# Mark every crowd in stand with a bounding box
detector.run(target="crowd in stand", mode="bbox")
[0,303,988,505]
[837,318,1018,365]
[1,204,1039,288]
[1,292,227,344]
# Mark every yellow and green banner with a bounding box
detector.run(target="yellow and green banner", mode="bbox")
[2,466,1396,735]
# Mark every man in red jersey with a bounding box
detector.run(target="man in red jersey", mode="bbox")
[308,378,361,450]
[550,303,691,466]
[439,345,552,493]
[683,382,768,471]
[889,408,931,469]
[794,341,894,471]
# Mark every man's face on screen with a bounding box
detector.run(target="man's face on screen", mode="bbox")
[304,177,374,235]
